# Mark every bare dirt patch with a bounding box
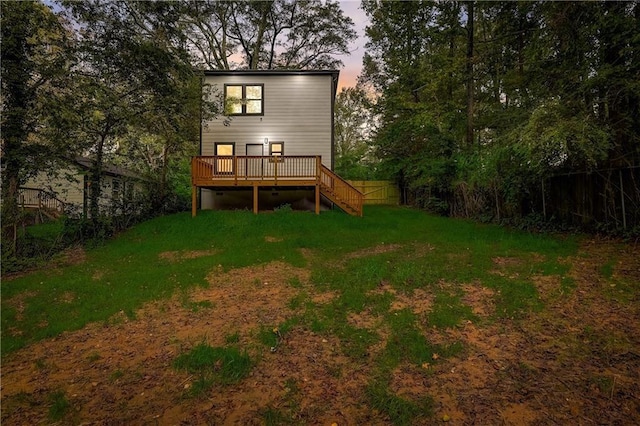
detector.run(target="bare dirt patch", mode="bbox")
[392,288,434,315]
[3,290,38,323]
[342,243,402,262]
[2,239,639,425]
[52,244,87,267]
[492,256,524,267]
[461,283,496,317]
[347,310,382,330]
[158,249,219,263]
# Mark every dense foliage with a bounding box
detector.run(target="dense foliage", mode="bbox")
[334,86,381,180]
[362,1,640,233]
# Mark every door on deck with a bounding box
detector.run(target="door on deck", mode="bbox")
[215,143,235,174]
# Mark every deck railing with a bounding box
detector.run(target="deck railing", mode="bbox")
[320,165,364,216]
[18,187,65,213]
[191,155,363,216]
[192,155,321,186]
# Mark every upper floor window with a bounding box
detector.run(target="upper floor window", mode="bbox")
[224,84,264,115]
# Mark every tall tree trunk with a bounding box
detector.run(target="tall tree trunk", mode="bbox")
[466,1,474,147]
[89,134,106,221]
[250,1,272,69]
[158,144,170,212]
[1,4,32,249]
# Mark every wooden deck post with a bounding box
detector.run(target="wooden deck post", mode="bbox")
[315,157,321,215]
[253,185,259,214]
[316,156,321,181]
[191,186,197,217]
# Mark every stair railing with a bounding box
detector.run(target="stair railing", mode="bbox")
[319,165,364,216]
[18,187,65,214]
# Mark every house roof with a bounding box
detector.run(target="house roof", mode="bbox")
[202,69,340,96]
[74,156,143,180]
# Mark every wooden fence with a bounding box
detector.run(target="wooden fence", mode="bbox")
[347,181,400,205]
[542,166,640,230]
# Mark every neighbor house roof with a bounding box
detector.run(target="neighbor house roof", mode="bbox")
[74,156,143,180]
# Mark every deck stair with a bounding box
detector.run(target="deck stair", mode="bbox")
[319,165,363,216]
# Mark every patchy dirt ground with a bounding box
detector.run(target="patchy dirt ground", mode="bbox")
[2,239,639,425]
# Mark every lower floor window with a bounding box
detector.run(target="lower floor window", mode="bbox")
[269,142,284,162]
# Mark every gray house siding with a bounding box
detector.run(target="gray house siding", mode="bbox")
[200,70,338,211]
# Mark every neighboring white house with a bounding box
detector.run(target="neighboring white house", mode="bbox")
[193,70,363,215]
[22,156,146,218]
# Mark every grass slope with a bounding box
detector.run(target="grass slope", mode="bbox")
[2,206,577,356]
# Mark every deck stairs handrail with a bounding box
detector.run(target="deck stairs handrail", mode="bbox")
[319,165,364,216]
[18,187,66,219]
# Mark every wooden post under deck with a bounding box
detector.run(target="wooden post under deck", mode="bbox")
[192,186,197,217]
[315,156,321,215]
[253,185,259,214]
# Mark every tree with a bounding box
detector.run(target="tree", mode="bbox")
[361,0,464,209]
[183,0,356,70]
[60,0,201,218]
[465,1,474,147]
[1,0,73,247]
[362,0,639,227]
[334,86,377,179]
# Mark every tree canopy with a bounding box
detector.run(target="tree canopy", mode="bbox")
[362,0,640,229]
[181,0,357,70]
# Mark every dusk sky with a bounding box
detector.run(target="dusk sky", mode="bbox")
[338,0,369,90]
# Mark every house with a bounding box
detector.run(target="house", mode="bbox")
[192,69,363,216]
[21,156,146,218]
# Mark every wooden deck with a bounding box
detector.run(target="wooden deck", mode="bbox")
[18,187,65,220]
[191,156,363,216]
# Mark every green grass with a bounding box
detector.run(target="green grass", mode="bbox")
[173,342,253,396]
[259,406,298,426]
[48,390,71,422]
[379,308,464,372]
[224,331,240,344]
[366,379,433,425]
[2,206,590,423]
[427,291,477,328]
[25,220,64,241]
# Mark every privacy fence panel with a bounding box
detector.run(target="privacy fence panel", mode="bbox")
[542,166,640,230]
[347,181,400,205]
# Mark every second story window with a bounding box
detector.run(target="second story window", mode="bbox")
[225,84,264,115]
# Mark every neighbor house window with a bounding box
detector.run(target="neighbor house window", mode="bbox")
[224,84,264,115]
[269,142,284,162]
[112,179,121,202]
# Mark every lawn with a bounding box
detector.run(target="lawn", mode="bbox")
[2,206,639,425]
